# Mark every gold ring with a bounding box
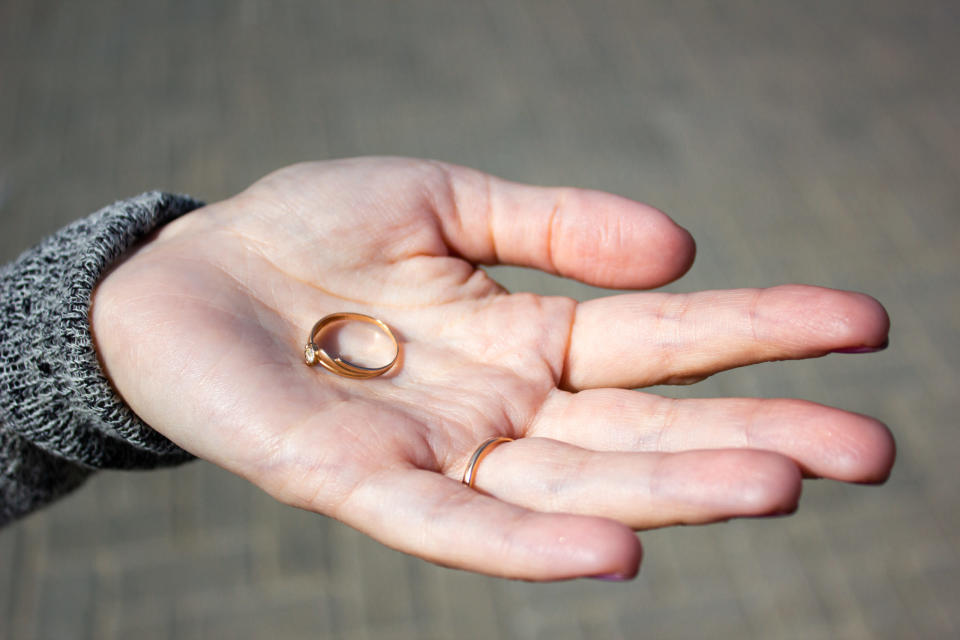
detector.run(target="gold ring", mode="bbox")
[304,312,400,379]
[462,437,514,488]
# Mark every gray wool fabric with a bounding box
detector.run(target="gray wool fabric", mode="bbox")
[0,192,204,525]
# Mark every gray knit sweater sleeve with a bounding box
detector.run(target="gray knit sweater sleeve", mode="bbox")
[0,191,204,525]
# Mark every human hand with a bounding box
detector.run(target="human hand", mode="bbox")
[91,158,893,581]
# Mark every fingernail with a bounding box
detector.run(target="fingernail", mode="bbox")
[832,338,889,354]
[588,573,631,582]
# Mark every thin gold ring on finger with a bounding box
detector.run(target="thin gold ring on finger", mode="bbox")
[462,437,514,488]
[303,312,400,379]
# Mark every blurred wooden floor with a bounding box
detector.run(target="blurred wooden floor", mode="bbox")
[1,1,958,638]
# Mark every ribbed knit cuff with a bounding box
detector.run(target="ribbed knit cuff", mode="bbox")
[0,192,204,471]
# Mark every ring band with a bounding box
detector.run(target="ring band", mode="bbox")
[462,437,514,488]
[304,312,400,379]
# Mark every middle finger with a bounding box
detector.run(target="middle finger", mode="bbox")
[561,285,889,389]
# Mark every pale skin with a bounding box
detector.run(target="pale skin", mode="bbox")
[91,157,894,581]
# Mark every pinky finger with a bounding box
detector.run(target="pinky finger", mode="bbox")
[335,468,642,581]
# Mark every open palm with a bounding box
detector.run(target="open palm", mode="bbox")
[91,158,893,580]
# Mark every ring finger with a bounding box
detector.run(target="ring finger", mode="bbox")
[527,389,895,483]
[459,438,803,529]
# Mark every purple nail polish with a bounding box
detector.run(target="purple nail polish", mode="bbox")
[832,338,889,354]
[588,573,630,582]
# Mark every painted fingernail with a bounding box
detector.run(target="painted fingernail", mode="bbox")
[832,338,889,354]
[588,573,631,582]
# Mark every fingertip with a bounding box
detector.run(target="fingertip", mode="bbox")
[730,451,803,516]
[677,224,697,278]
[810,287,890,350]
[759,453,803,515]
[836,416,897,485]
[647,214,697,286]
[839,291,891,349]
[867,419,897,484]
[790,405,896,484]
[609,199,697,289]
[752,399,897,485]
[605,520,644,579]
[762,285,890,353]
[519,514,642,582]
[652,450,802,522]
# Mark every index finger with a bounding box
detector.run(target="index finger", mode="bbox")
[432,162,696,290]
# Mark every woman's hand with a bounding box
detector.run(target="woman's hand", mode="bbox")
[91,158,893,581]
